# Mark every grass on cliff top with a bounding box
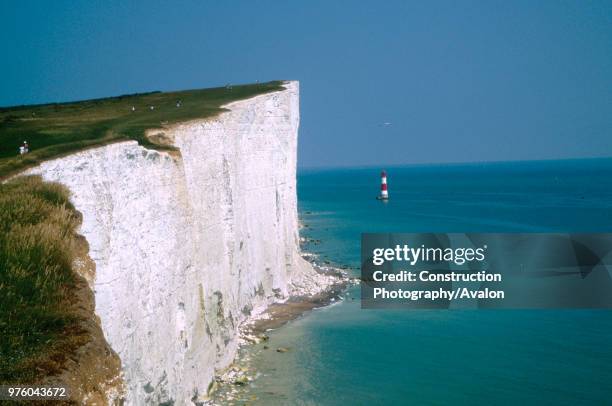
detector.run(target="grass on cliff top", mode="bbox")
[0,176,83,383]
[0,80,285,179]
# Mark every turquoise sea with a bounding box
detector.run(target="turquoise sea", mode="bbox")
[244,159,612,405]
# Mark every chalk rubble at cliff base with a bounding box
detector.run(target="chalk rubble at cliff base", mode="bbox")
[238,256,350,345]
[211,258,350,405]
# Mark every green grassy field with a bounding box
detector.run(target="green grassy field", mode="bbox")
[0,81,284,179]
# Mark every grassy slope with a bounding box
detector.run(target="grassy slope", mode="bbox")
[0,176,83,383]
[0,81,285,179]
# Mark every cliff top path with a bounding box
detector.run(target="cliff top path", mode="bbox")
[0,80,284,179]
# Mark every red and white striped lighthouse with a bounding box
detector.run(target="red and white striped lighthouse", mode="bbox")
[378,170,389,200]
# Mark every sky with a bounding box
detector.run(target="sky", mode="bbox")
[1,0,611,168]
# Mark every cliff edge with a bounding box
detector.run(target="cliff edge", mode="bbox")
[26,81,319,404]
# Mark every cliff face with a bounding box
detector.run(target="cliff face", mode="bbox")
[27,82,313,404]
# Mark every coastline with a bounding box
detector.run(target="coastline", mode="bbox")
[242,255,350,339]
[209,248,353,404]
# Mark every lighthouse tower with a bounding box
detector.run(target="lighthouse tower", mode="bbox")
[378,170,389,200]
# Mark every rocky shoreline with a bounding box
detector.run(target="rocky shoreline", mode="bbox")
[241,254,350,340]
[207,251,355,405]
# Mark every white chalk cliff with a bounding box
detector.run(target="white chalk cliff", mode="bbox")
[27,81,317,404]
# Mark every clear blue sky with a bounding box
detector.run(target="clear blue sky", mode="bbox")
[1,1,611,167]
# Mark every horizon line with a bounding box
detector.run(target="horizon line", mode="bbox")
[297,156,612,171]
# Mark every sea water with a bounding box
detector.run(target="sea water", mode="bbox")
[242,159,612,405]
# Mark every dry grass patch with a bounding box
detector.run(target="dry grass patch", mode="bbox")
[0,176,85,383]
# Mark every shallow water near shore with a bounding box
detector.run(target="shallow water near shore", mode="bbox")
[227,159,612,405]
